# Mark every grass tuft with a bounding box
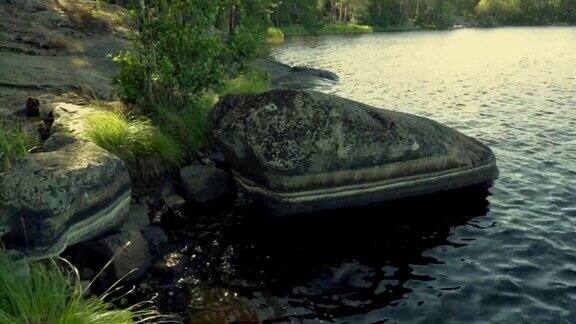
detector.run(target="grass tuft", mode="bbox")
[152,98,213,154]
[0,253,154,323]
[85,110,184,179]
[0,120,37,174]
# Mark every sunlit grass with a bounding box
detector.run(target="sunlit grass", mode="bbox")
[0,253,155,323]
[85,110,184,173]
[0,120,37,174]
[281,23,373,36]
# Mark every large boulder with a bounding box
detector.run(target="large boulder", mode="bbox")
[213,90,498,215]
[2,102,134,261]
[0,133,131,259]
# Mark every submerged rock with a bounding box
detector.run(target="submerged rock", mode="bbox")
[213,89,498,215]
[86,230,151,282]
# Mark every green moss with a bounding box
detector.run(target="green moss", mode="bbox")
[0,253,153,323]
[281,23,373,36]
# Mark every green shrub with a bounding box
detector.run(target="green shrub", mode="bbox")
[152,98,213,154]
[0,121,37,174]
[85,110,184,177]
[114,1,270,154]
[265,27,285,45]
[0,253,153,323]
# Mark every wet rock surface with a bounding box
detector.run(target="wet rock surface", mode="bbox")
[213,89,498,215]
[90,230,151,282]
[180,165,235,204]
[119,203,150,232]
[252,58,338,90]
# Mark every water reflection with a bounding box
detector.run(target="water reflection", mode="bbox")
[222,187,491,321]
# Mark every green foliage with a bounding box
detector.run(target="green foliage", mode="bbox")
[85,110,184,174]
[114,0,271,153]
[281,23,372,35]
[272,0,322,33]
[224,70,270,94]
[271,0,576,30]
[265,27,285,44]
[0,121,37,174]
[151,96,214,153]
[0,253,152,323]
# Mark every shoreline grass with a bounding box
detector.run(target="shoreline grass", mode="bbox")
[281,23,373,36]
[0,253,154,323]
[85,111,185,171]
[0,120,37,174]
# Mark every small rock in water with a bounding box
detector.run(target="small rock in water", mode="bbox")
[164,194,186,210]
[180,165,234,203]
[90,230,151,282]
[119,203,150,232]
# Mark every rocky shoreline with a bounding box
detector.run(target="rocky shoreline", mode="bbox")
[0,2,498,321]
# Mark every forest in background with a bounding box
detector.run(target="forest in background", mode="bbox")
[109,0,576,32]
[271,0,576,30]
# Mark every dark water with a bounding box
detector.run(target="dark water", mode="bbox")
[187,28,576,323]
[254,27,576,323]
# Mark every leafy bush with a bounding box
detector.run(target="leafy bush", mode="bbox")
[85,110,184,178]
[265,27,285,45]
[0,121,37,174]
[0,253,153,323]
[114,0,269,151]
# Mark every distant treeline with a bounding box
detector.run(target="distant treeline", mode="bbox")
[271,0,576,29]
[103,0,575,31]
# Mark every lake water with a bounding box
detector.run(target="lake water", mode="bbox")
[267,27,576,322]
[193,27,576,323]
